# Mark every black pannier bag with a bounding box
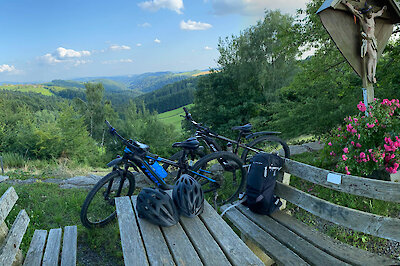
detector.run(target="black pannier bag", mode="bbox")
[244,152,283,215]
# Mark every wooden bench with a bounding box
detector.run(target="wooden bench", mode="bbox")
[115,195,264,265]
[221,158,400,265]
[0,187,77,266]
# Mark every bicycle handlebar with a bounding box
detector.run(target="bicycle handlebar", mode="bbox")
[104,120,153,155]
[182,108,218,136]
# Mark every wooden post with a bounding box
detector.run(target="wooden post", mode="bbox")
[362,57,374,103]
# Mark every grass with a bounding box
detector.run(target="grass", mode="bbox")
[0,182,123,264]
[288,151,400,258]
[157,104,193,133]
[0,84,54,96]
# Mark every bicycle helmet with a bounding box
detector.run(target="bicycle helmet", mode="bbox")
[136,188,180,227]
[172,174,204,218]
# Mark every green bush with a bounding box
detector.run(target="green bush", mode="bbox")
[322,99,400,177]
[1,152,26,168]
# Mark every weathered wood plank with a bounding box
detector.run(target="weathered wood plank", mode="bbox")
[0,209,30,265]
[61,226,77,266]
[0,187,18,224]
[200,201,263,266]
[131,196,174,266]
[179,215,231,265]
[23,230,47,266]
[275,182,400,241]
[235,204,348,265]
[161,221,202,266]
[220,204,308,266]
[42,228,62,266]
[283,158,400,203]
[115,196,149,266]
[271,211,399,266]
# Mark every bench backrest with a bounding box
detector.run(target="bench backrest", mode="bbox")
[278,159,400,242]
[0,187,30,265]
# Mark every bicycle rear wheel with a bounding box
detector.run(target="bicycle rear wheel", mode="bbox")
[241,135,290,164]
[80,170,135,228]
[191,151,246,207]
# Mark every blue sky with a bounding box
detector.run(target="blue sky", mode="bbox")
[0,0,307,82]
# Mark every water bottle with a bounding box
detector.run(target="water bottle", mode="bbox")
[149,161,168,179]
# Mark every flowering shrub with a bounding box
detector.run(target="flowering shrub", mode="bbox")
[323,99,400,177]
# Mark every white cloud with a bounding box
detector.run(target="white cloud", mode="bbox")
[204,46,213,50]
[39,47,91,66]
[54,47,91,59]
[210,0,307,16]
[109,45,131,51]
[180,20,212,30]
[138,0,183,14]
[0,64,17,73]
[136,43,143,47]
[154,38,161,43]
[102,59,133,64]
[138,22,152,27]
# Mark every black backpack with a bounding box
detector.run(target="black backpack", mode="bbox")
[243,153,283,215]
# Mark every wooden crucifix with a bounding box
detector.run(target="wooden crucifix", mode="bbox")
[317,0,400,103]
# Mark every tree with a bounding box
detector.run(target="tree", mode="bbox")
[192,10,301,136]
[84,82,105,141]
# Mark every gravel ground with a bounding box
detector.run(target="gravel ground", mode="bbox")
[77,243,124,266]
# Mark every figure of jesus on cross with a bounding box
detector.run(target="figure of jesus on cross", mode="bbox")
[342,0,387,83]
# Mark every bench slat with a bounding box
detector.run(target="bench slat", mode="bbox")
[115,196,149,266]
[42,228,62,266]
[235,204,349,265]
[179,215,231,265]
[0,209,30,265]
[131,196,174,266]
[271,211,399,266]
[61,226,77,266]
[221,204,309,266]
[200,201,263,266]
[284,158,400,203]
[276,182,400,242]
[0,187,18,224]
[161,221,202,265]
[23,230,48,266]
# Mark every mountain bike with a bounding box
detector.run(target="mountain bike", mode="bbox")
[80,120,246,228]
[165,107,290,167]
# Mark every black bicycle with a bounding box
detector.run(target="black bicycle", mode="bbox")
[80,120,247,228]
[165,107,290,167]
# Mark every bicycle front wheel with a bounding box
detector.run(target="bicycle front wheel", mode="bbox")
[80,170,135,228]
[241,135,290,164]
[191,151,246,207]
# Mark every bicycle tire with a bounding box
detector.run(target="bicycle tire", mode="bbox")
[241,135,290,164]
[191,151,246,207]
[80,170,135,229]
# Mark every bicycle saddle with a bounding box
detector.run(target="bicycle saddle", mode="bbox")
[232,123,252,133]
[172,137,199,150]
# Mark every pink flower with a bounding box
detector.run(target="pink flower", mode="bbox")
[328,142,332,146]
[342,155,348,161]
[366,123,375,128]
[351,141,355,146]
[338,127,342,131]
[343,147,349,153]
[345,166,351,175]
[368,149,373,153]
[346,124,353,132]
[330,151,336,156]
[357,101,367,112]
[356,143,362,148]
[351,128,357,134]
[360,152,366,159]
